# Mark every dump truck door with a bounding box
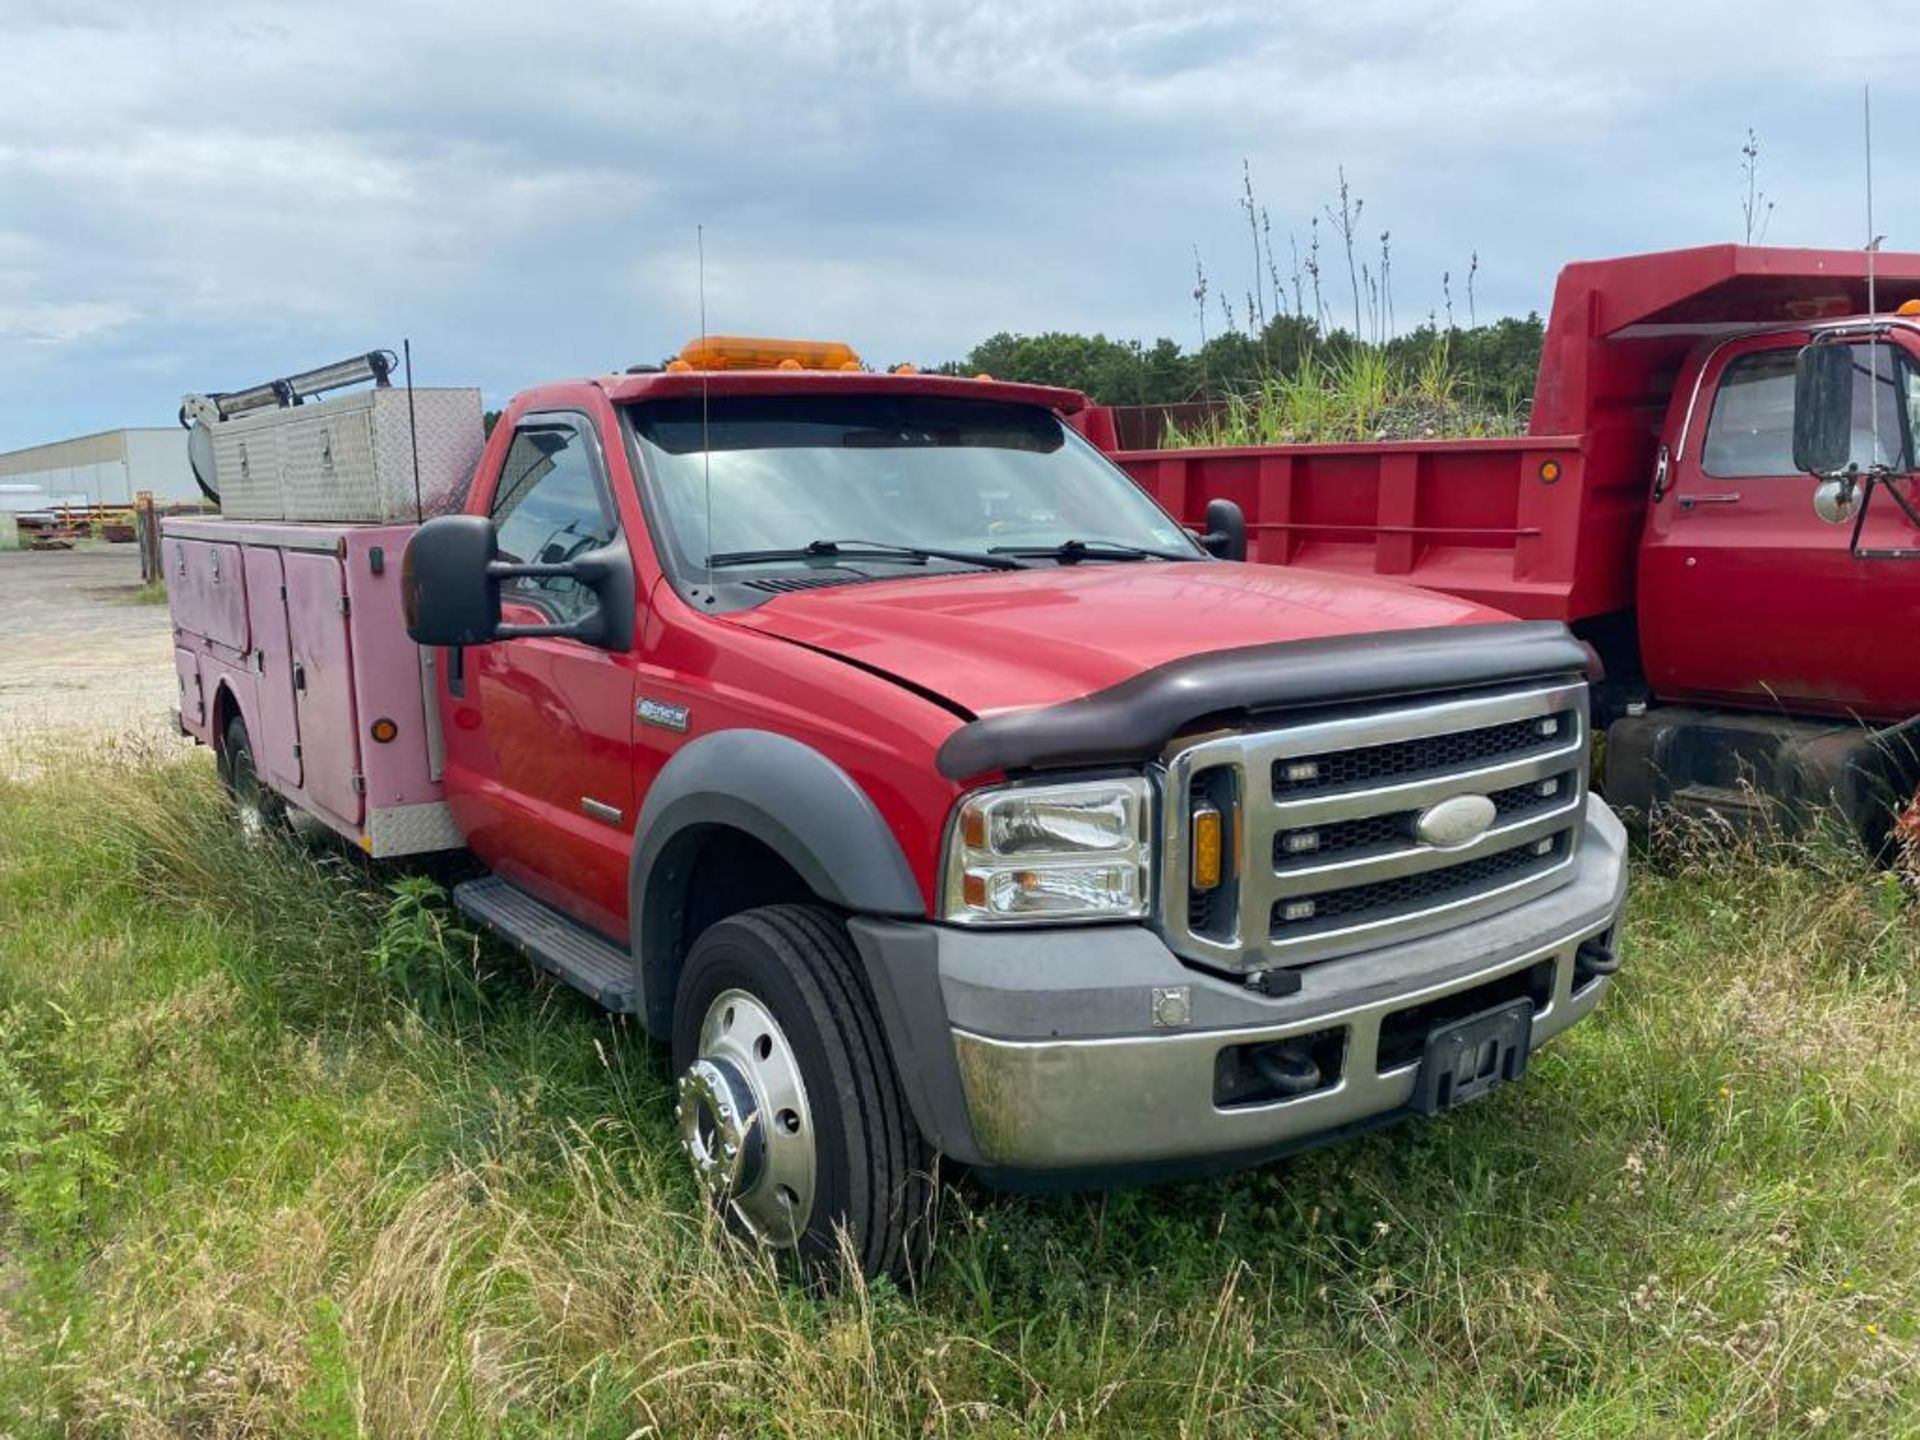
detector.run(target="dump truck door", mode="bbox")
[1640,332,1920,720]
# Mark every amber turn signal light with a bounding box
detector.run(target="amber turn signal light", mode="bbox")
[1191,802,1223,891]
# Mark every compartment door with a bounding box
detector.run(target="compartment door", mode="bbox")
[242,546,302,788]
[284,552,363,825]
[168,539,251,652]
[173,648,204,733]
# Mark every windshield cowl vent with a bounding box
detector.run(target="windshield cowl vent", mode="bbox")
[742,574,870,595]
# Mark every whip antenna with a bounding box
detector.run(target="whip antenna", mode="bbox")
[1865,85,1884,467]
[699,225,714,593]
[404,338,424,522]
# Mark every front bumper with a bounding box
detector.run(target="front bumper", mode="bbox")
[850,796,1628,1181]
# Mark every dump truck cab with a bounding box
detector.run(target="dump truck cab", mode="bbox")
[1103,246,1920,845]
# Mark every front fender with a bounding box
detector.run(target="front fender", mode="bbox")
[628,729,926,1033]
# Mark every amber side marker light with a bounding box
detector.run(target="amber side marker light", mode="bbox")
[1539,459,1563,484]
[1191,802,1224,891]
[370,718,399,744]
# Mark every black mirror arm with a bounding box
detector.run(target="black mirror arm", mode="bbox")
[487,559,577,582]
[486,543,636,651]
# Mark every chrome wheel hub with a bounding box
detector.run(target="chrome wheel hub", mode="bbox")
[676,988,815,1247]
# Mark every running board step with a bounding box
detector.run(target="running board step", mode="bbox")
[453,876,637,1013]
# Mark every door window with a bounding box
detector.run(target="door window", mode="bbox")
[489,424,615,622]
[1701,350,1798,477]
[1702,342,1913,478]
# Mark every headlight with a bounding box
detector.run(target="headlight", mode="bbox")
[941,778,1153,924]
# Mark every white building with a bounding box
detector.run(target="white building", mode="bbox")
[0,428,200,512]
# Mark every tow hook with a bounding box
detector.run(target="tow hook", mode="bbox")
[1575,935,1621,981]
[1249,1042,1322,1098]
[1244,966,1303,998]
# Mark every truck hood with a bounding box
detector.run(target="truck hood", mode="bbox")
[729,561,1511,716]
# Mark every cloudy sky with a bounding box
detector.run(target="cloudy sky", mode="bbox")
[2,0,1916,450]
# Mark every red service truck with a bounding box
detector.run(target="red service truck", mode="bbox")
[1096,244,1920,845]
[165,334,1627,1279]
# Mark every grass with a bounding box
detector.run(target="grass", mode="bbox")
[1165,342,1527,447]
[112,578,169,607]
[2,746,1919,1436]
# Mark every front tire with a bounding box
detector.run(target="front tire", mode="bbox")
[672,905,933,1282]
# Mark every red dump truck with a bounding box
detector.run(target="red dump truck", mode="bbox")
[1096,245,1920,844]
[164,335,1626,1279]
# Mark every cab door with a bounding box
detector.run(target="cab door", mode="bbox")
[1639,332,1920,721]
[441,413,637,937]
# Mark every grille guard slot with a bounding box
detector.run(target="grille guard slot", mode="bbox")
[1158,681,1590,972]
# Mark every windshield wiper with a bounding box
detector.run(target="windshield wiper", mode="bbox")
[989,538,1201,564]
[706,538,1025,571]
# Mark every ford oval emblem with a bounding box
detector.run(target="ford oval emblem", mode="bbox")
[1414,794,1497,849]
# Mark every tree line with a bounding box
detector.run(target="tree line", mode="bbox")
[930,312,1546,413]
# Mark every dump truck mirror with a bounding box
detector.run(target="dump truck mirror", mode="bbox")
[1811,475,1862,525]
[404,515,503,645]
[1200,498,1248,561]
[1792,342,1856,478]
[403,514,637,651]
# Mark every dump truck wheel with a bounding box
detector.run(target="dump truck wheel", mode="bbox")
[672,904,934,1284]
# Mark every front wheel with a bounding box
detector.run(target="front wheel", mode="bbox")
[672,905,933,1282]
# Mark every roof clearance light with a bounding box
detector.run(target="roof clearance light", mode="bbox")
[675,335,863,371]
[892,363,918,375]
[1898,300,1920,317]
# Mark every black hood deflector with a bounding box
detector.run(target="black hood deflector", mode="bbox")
[935,621,1589,781]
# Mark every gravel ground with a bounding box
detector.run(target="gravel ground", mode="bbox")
[0,546,185,766]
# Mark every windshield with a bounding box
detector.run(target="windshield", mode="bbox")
[627,393,1202,575]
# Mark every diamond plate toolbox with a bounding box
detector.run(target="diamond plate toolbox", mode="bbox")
[210,387,484,523]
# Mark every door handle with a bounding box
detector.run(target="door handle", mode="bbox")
[1677,492,1742,511]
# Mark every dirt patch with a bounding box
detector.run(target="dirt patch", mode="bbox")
[0,547,187,763]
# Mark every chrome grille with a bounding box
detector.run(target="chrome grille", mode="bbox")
[1271,711,1574,796]
[1159,682,1588,972]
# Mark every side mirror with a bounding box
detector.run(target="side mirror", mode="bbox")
[1792,342,1856,477]
[404,515,501,645]
[403,514,636,651]
[1812,475,1862,525]
[1199,498,1248,562]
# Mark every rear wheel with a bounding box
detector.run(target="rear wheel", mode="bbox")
[672,904,933,1282]
[220,716,284,840]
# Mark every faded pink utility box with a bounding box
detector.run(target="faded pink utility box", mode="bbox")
[163,515,458,856]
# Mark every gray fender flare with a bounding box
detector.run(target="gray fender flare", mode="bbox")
[628,729,926,1034]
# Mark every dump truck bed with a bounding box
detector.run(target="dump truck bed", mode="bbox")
[1099,244,1920,624]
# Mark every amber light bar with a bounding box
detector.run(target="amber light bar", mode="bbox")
[670,335,864,372]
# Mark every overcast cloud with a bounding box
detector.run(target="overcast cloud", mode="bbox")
[1,0,1916,448]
